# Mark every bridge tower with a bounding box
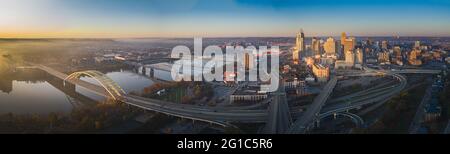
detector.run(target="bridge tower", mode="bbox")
[64,70,126,101]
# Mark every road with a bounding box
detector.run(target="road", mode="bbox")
[327,80,396,104]
[320,72,407,116]
[33,63,440,132]
[287,76,338,134]
[34,64,269,127]
[391,69,441,74]
[444,120,450,134]
[409,83,432,134]
[264,80,292,134]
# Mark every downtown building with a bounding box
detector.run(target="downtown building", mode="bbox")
[378,51,391,65]
[293,29,305,64]
[312,64,330,83]
[335,32,357,69]
[311,37,322,56]
[324,37,338,58]
[409,49,423,66]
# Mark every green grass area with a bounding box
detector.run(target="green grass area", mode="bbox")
[153,87,187,103]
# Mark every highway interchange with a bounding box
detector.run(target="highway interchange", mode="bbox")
[34,64,441,133]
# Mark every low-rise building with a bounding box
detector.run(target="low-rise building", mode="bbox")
[409,49,423,66]
[312,64,330,83]
[230,86,268,104]
[424,98,441,122]
[378,52,390,63]
[285,78,306,89]
[335,60,353,69]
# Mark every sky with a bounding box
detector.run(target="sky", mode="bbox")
[0,0,449,38]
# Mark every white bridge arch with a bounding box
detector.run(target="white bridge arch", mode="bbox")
[64,70,126,100]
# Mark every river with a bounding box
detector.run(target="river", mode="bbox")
[0,69,157,114]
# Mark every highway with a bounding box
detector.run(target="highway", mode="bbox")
[287,76,338,134]
[320,71,407,116]
[444,120,450,134]
[409,83,432,134]
[318,112,364,128]
[264,80,292,134]
[124,95,268,125]
[326,80,397,104]
[37,64,113,97]
[34,64,269,127]
[287,68,409,133]
[391,69,441,74]
[33,63,441,133]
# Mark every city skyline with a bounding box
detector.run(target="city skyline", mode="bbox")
[1,0,450,38]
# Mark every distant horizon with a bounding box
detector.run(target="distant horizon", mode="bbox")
[2,35,450,40]
[1,0,450,38]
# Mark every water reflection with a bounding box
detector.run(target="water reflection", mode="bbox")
[0,69,156,114]
[78,70,156,100]
[0,81,73,114]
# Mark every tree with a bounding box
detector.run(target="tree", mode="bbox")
[181,96,193,104]
[193,85,202,98]
[95,121,102,130]
[48,113,59,129]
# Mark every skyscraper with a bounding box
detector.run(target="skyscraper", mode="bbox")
[296,29,305,52]
[378,51,390,63]
[415,41,421,49]
[324,37,337,57]
[341,32,355,54]
[381,40,388,50]
[344,37,355,54]
[293,29,305,64]
[409,49,422,66]
[394,46,402,60]
[341,32,347,46]
[345,49,355,66]
[355,48,364,65]
[312,37,321,56]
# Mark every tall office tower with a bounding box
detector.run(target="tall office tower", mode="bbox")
[324,37,337,56]
[345,49,355,66]
[394,46,402,60]
[409,49,422,66]
[366,38,373,46]
[414,41,421,49]
[296,29,305,52]
[293,29,305,64]
[341,32,347,46]
[378,51,390,63]
[355,48,364,64]
[312,37,321,56]
[293,48,300,64]
[343,38,355,54]
[341,32,356,54]
[381,40,388,50]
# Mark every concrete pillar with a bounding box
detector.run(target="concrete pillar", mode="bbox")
[134,66,139,73]
[142,66,146,75]
[150,68,154,78]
